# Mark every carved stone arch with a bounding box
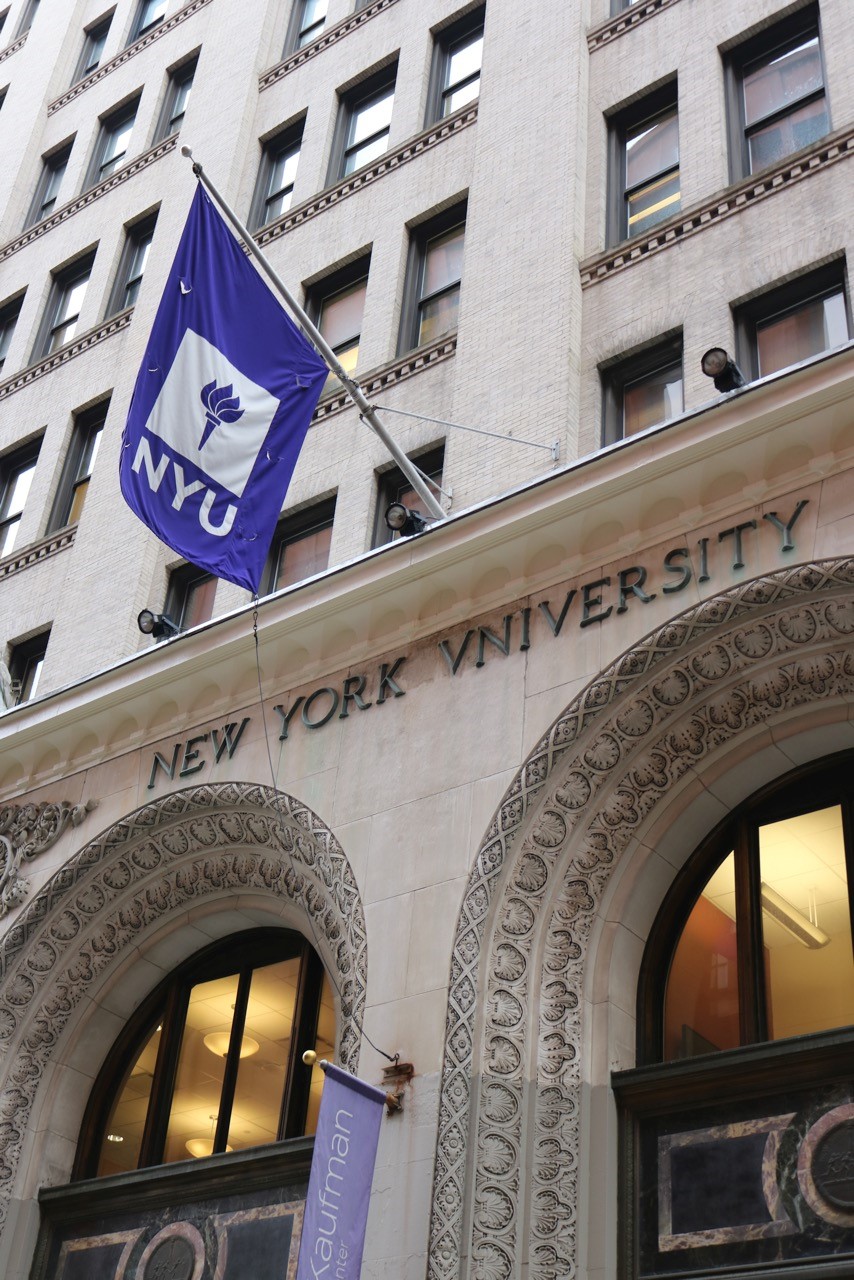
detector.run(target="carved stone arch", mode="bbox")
[0,781,367,1233]
[427,558,854,1280]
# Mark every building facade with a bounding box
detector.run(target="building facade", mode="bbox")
[1,1,854,1278]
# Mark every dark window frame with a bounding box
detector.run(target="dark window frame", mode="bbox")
[262,496,337,595]
[0,290,25,372]
[600,331,683,446]
[8,629,49,704]
[426,4,484,125]
[607,79,679,247]
[305,252,371,394]
[84,94,140,189]
[14,0,38,38]
[24,138,74,230]
[105,209,158,317]
[250,117,305,230]
[73,929,328,1179]
[284,0,327,53]
[734,260,851,381]
[398,199,467,355]
[373,443,444,546]
[32,248,97,361]
[724,5,829,182]
[153,51,197,143]
[327,61,398,184]
[47,399,109,533]
[165,561,217,630]
[128,0,165,44]
[72,10,113,84]
[0,438,41,558]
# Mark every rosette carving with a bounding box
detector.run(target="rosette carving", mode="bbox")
[0,800,97,917]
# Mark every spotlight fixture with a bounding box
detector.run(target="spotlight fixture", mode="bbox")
[384,502,429,537]
[701,347,746,393]
[137,609,180,641]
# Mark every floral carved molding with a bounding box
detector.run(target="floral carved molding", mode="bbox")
[0,784,367,1234]
[0,799,97,917]
[427,558,854,1280]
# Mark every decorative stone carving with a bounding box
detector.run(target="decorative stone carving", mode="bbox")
[427,559,854,1280]
[0,783,367,1234]
[0,799,97,917]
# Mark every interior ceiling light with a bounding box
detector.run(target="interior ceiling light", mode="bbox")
[106,1133,124,1143]
[203,1032,261,1058]
[185,1137,234,1158]
[384,502,429,537]
[701,346,746,393]
[137,609,180,641]
[760,881,830,949]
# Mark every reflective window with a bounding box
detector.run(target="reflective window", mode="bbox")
[317,275,367,390]
[417,223,465,347]
[343,84,394,175]
[26,142,73,228]
[264,498,336,594]
[48,401,107,532]
[166,563,218,630]
[130,0,165,43]
[293,0,326,49]
[41,258,93,356]
[737,262,851,380]
[741,32,828,174]
[73,13,112,83]
[0,293,23,372]
[0,442,39,557]
[624,108,680,238]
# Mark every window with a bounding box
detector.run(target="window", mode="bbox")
[251,119,304,229]
[129,0,165,43]
[34,251,95,360]
[14,0,38,37]
[0,440,39,557]
[286,0,327,51]
[726,8,828,179]
[0,292,24,373]
[601,333,683,445]
[154,53,196,141]
[428,6,484,123]
[74,930,335,1178]
[736,262,850,380]
[72,12,112,84]
[85,96,139,188]
[165,562,217,629]
[374,444,444,546]
[608,82,679,244]
[263,497,336,594]
[7,630,49,704]
[24,140,73,229]
[307,255,370,393]
[617,754,854,1278]
[400,202,466,353]
[331,64,396,181]
[0,10,8,38]
[106,211,157,316]
[48,401,107,532]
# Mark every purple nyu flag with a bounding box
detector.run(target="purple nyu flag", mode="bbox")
[297,1063,386,1280]
[120,186,327,593]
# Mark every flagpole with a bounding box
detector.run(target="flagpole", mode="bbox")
[181,148,447,523]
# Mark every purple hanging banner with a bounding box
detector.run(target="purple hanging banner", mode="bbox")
[296,1062,387,1280]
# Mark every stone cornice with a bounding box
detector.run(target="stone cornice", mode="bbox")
[0,527,76,582]
[47,0,212,115]
[255,102,477,249]
[587,0,683,52]
[0,135,177,267]
[258,0,401,92]
[0,32,27,66]
[312,334,457,425]
[580,123,854,287]
[0,309,132,404]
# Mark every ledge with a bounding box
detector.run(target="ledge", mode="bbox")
[259,0,400,91]
[311,333,457,425]
[0,309,132,403]
[0,135,177,266]
[587,0,683,51]
[0,527,77,583]
[47,0,212,115]
[256,103,477,249]
[580,123,854,287]
[0,31,27,65]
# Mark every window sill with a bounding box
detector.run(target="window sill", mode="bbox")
[0,526,77,583]
[259,0,401,92]
[581,121,854,288]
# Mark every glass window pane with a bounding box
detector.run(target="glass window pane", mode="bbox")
[276,522,332,589]
[319,279,366,350]
[626,170,680,236]
[625,111,678,189]
[4,462,35,518]
[57,277,88,324]
[444,76,480,115]
[423,226,465,297]
[417,286,460,346]
[759,805,854,1041]
[163,973,241,1163]
[747,95,828,171]
[227,957,301,1152]
[446,33,482,91]
[664,853,740,1060]
[182,573,217,628]
[623,363,682,435]
[743,37,823,127]
[96,1020,163,1175]
[756,289,849,376]
[349,91,394,147]
[19,652,44,701]
[305,971,335,1135]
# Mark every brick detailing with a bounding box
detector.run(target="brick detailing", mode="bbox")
[259,0,401,91]
[0,528,76,582]
[587,0,683,52]
[0,309,132,403]
[580,123,854,287]
[47,0,212,115]
[0,32,27,65]
[312,334,457,425]
[0,135,178,266]
[256,103,477,249]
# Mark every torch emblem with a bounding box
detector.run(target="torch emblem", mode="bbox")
[200,378,244,449]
